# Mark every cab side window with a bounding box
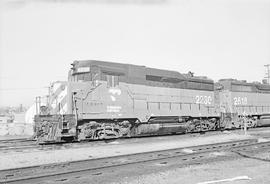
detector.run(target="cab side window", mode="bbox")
[106,75,119,87]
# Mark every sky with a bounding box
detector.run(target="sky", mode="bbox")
[0,0,270,107]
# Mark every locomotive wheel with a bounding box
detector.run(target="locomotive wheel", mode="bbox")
[95,126,121,139]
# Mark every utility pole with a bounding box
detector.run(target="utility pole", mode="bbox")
[264,64,270,84]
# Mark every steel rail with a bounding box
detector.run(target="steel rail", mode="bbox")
[0,138,30,143]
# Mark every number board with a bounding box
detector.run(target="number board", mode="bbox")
[195,95,212,105]
[233,97,248,106]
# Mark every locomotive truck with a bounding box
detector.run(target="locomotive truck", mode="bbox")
[34,60,270,143]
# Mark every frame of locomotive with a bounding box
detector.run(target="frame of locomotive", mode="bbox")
[34,60,270,143]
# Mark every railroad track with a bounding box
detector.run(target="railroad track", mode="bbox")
[1,126,270,153]
[0,138,38,151]
[1,139,270,183]
[0,138,31,144]
[0,131,221,152]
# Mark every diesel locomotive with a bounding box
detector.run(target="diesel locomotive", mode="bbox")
[34,60,270,143]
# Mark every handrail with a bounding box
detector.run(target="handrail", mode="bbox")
[75,82,102,101]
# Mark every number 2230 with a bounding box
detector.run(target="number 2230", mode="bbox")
[195,95,212,105]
